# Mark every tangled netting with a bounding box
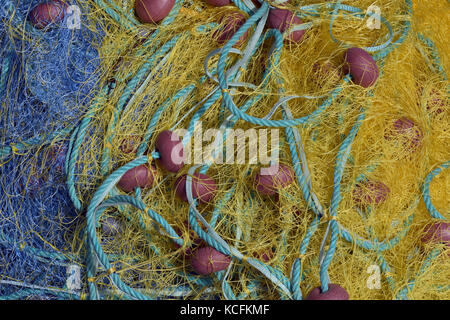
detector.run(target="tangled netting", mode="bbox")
[0,0,448,300]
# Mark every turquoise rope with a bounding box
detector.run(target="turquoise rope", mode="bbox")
[85,156,153,299]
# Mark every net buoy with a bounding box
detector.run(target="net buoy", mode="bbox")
[205,0,230,7]
[29,0,67,29]
[119,136,142,154]
[173,222,205,258]
[117,164,157,192]
[425,89,445,115]
[214,12,249,46]
[155,130,184,173]
[252,247,274,262]
[422,222,450,246]
[254,164,295,196]
[353,180,390,207]
[191,246,231,275]
[266,8,306,43]
[385,117,423,153]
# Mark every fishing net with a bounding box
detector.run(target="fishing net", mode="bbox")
[0,0,448,300]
